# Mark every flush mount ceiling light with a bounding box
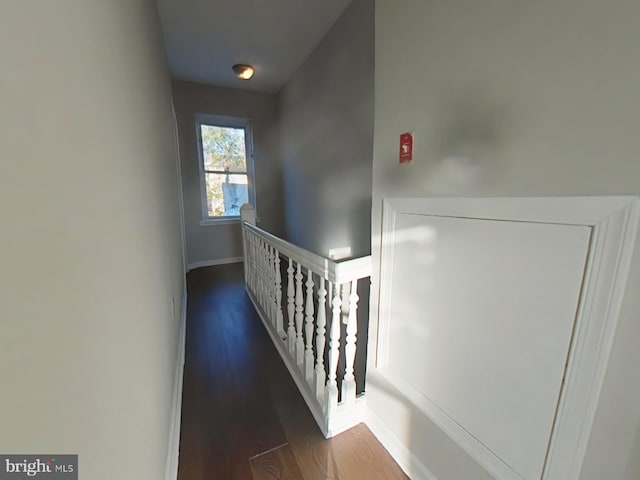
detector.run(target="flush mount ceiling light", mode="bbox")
[232,64,255,80]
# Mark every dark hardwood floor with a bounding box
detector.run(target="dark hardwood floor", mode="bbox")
[178,263,408,480]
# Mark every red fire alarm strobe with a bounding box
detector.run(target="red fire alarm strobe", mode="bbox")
[399,132,413,163]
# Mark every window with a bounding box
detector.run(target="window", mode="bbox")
[195,114,254,222]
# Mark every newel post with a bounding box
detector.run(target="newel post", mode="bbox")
[240,203,256,225]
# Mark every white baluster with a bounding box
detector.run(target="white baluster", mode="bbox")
[287,259,296,354]
[252,233,258,296]
[326,282,342,413]
[262,241,268,312]
[254,236,260,303]
[258,239,264,307]
[315,277,327,401]
[275,250,284,337]
[295,263,304,366]
[242,227,248,285]
[249,233,256,295]
[245,231,251,293]
[262,240,268,311]
[247,232,254,293]
[245,231,251,292]
[267,245,275,325]
[272,248,278,329]
[341,279,359,405]
[253,234,259,298]
[304,269,315,381]
[341,281,351,322]
[263,241,269,313]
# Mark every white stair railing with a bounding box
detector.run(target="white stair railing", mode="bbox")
[240,204,371,438]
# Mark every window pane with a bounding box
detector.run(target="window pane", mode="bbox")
[204,173,248,217]
[200,125,247,172]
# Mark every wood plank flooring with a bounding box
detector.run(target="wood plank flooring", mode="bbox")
[177,263,408,480]
[250,445,303,480]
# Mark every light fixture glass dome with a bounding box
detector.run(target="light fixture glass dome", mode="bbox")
[232,64,255,80]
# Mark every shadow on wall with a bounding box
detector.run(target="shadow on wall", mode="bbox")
[367,221,495,480]
[282,162,372,259]
[282,166,308,249]
[434,88,510,163]
[367,371,494,480]
[382,86,512,196]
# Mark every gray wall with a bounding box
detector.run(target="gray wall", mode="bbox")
[172,80,283,267]
[0,1,185,479]
[277,0,374,258]
[370,1,640,479]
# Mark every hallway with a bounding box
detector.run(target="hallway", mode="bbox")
[177,263,407,479]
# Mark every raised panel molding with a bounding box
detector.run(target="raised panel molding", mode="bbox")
[374,196,640,480]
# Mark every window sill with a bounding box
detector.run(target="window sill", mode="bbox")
[200,217,241,227]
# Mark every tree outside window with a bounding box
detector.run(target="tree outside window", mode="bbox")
[196,115,253,219]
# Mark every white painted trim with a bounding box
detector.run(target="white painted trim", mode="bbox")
[383,196,635,226]
[333,256,372,283]
[365,404,439,480]
[378,367,524,480]
[326,397,367,438]
[186,257,244,272]
[374,196,640,480]
[199,218,241,227]
[543,198,640,479]
[195,113,256,221]
[375,199,397,368]
[170,102,188,276]
[165,289,187,480]
[243,221,371,284]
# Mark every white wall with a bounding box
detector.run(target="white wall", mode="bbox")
[370,1,640,479]
[0,1,185,479]
[172,79,283,266]
[278,0,374,258]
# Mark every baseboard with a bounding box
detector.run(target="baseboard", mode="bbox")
[165,289,187,480]
[365,407,439,480]
[186,256,243,272]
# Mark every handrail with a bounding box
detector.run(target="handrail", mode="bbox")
[242,221,371,284]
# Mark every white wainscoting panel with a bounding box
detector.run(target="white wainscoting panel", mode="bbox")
[374,196,639,480]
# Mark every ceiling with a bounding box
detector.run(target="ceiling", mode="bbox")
[156,0,352,93]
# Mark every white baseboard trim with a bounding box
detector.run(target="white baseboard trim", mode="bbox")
[186,257,243,272]
[165,289,187,480]
[365,407,439,480]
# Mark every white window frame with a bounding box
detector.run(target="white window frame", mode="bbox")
[195,113,256,226]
